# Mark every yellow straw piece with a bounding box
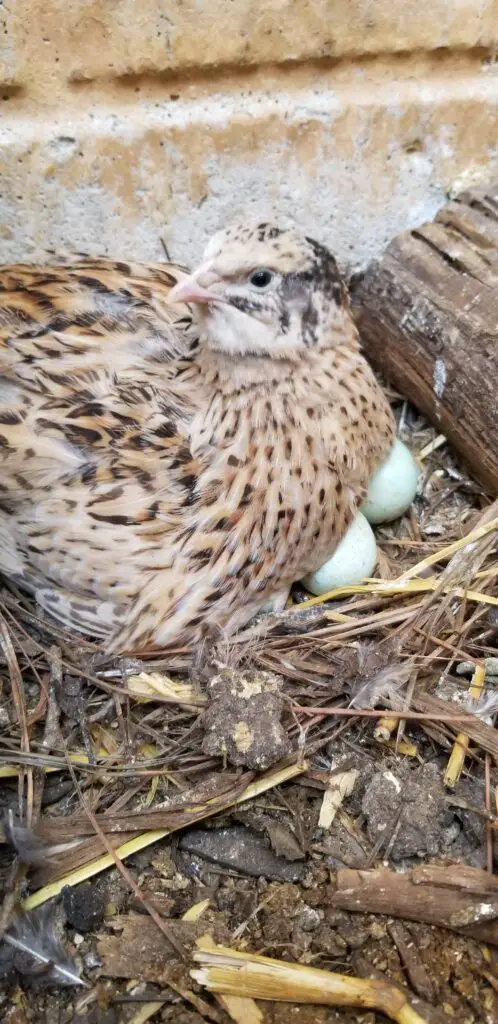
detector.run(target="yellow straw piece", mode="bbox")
[192,942,428,1024]
[23,760,307,910]
[23,830,168,910]
[0,749,109,779]
[320,609,355,623]
[217,994,264,1024]
[299,576,498,610]
[182,899,211,923]
[127,1002,165,1024]
[397,517,498,581]
[384,739,418,757]
[125,671,205,707]
[444,664,486,789]
[374,716,398,742]
[418,434,447,461]
[198,935,263,1024]
[0,764,52,779]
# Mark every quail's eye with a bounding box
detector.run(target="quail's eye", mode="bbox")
[249,268,273,289]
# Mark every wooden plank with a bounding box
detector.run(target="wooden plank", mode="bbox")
[351,186,498,494]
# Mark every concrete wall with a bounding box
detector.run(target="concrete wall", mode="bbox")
[1,1,498,272]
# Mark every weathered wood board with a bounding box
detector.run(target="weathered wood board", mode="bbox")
[351,184,498,494]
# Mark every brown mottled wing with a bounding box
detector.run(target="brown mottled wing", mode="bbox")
[0,256,196,387]
[0,256,204,637]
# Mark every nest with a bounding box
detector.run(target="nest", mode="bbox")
[0,396,497,1019]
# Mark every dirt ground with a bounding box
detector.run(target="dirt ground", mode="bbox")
[1,730,497,1022]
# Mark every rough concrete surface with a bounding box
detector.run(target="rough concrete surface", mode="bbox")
[1,2,498,270]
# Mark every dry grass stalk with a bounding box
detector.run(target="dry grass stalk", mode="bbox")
[318,767,359,828]
[127,1003,166,1024]
[192,942,428,1024]
[198,936,264,1024]
[444,664,486,788]
[411,691,498,761]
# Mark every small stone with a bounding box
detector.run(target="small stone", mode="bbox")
[368,920,387,940]
[456,658,498,677]
[150,850,176,878]
[455,661,477,676]
[294,906,322,932]
[324,908,349,927]
[63,882,105,933]
[311,924,348,956]
[84,950,103,970]
[291,925,313,952]
[337,919,370,949]
[179,825,305,882]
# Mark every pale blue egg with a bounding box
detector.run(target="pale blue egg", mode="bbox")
[362,438,419,525]
[301,512,377,595]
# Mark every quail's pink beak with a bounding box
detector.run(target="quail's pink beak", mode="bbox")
[167,267,225,306]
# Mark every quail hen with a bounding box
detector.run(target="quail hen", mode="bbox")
[0,222,395,652]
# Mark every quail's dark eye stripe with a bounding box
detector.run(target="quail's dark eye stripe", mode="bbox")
[227,295,268,314]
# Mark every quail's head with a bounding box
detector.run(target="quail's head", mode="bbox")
[168,221,354,360]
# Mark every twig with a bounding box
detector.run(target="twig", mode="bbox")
[64,754,186,961]
[387,921,436,1003]
[42,647,63,751]
[0,611,32,826]
[293,705,478,723]
[485,753,494,873]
